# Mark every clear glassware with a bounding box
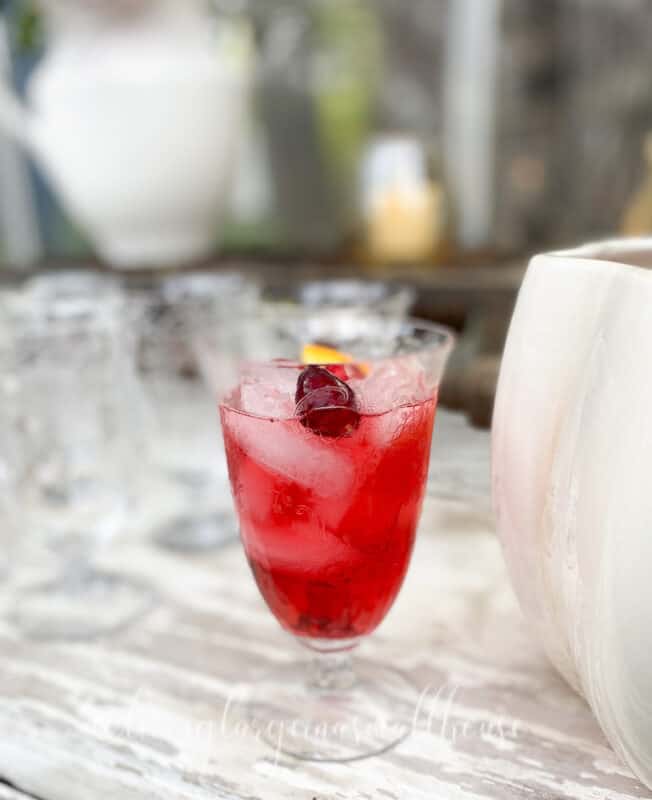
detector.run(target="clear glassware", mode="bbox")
[264,278,415,319]
[25,269,123,309]
[197,310,454,761]
[24,269,143,501]
[0,276,153,641]
[134,271,260,553]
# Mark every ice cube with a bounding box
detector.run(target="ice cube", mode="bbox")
[226,412,355,525]
[239,367,297,418]
[365,405,410,451]
[245,522,358,573]
[356,356,430,414]
[238,463,357,572]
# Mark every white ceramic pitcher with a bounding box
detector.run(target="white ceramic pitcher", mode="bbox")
[0,0,251,267]
[493,238,652,788]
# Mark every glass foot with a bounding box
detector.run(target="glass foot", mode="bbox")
[153,511,238,553]
[247,655,416,761]
[9,571,155,641]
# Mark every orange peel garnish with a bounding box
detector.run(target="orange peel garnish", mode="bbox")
[301,343,369,376]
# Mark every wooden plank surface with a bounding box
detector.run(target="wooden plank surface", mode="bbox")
[0,411,649,800]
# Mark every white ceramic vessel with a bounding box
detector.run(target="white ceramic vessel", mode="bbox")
[0,0,251,267]
[493,238,652,788]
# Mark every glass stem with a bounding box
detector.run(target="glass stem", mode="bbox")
[309,651,357,691]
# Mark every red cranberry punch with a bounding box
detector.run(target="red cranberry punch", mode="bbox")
[199,313,454,761]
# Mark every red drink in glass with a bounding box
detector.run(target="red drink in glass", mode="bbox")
[221,394,436,640]
[200,313,454,763]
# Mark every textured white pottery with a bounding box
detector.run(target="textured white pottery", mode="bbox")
[493,238,652,788]
[0,1,251,267]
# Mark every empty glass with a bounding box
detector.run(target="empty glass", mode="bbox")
[0,273,152,640]
[134,271,260,552]
[264,278,415,320]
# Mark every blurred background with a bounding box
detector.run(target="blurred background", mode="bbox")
[0,0,648,642]
[2,0,652,424]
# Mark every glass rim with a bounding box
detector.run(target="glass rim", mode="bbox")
[207,315,456,418]
[161,269,260,302]
[263,277,416,304]
[0,303,122,349]
[224,315,454,367]
[4,269,126,336]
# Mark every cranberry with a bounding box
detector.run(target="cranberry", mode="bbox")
[295,366,360,437]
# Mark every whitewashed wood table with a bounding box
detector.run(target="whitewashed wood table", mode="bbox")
[0,410,650,800]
